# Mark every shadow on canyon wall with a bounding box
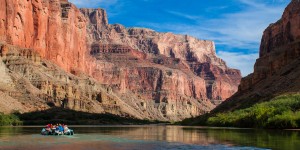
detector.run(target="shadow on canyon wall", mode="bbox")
[14,107,165,125]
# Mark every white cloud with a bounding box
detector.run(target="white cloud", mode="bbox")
[209,0,285,48]
[160,0,286,50]
[217,51,258,76]
[165,10,202,20]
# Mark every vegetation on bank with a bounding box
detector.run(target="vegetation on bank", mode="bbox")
[0,113,22,126]
[181,94,300,129]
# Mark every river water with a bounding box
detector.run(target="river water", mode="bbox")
[0,125,299,150]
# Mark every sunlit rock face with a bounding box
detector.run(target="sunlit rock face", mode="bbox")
[0,0,241,121]
[81,8,241,104]
[214,0,300,113]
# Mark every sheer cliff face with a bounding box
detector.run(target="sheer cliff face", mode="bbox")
[214,0,300,112]
[0,0,241,121]
[0,0,88,73]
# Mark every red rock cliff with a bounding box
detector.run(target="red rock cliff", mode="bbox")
[81,8,241,103]
[0,0,241,121]
[0,0,88,73]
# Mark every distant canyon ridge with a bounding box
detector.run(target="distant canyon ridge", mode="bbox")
[0,0,241,121]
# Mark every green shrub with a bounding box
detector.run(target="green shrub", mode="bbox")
[0,113,22,126]
[205,94,300,129]
[266,111,300,129]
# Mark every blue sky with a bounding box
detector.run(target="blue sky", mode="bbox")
[69,0,290,76]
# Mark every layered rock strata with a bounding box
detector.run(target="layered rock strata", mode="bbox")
[0,0,241,121]
[0,43,215,120]
[0,43,146,118]
[81,8,241,105]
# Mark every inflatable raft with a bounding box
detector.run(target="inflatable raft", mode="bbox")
[41,128,74,136]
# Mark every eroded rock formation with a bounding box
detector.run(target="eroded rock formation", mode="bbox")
[214,0,300,112]
[0,0,241,121]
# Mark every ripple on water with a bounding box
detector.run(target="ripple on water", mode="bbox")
[0,133,270,150]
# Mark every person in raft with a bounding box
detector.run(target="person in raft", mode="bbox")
[62,124,74,135]
[41,123,74,135]
[54,124,63,135]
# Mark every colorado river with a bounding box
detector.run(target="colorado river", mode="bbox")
[0,125,299,150]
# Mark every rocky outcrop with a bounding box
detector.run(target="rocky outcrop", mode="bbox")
[0,48,27,113]
[214,0,300,112]
[0,0,241,121]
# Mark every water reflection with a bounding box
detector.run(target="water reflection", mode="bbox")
[0,126,299,150]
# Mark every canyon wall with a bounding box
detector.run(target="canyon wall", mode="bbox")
[0,0,241,121]
[214,0,300,112]
[81,8,241,104]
